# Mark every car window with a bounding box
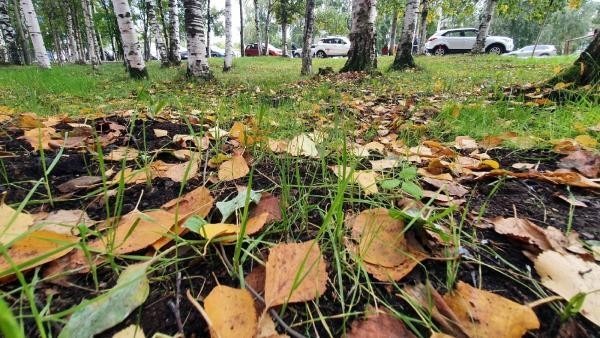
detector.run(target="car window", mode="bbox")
[443,31,462,37]
[522,46,533,52]
[463,30,477,37]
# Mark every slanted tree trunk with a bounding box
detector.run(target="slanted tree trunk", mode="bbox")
[253,0,261,55]
[239,0,244,56]
[0,0,21,64]
[223,0,232,71]
[183,0,211,79]
[20,0,50,68]
[391,0,417,70]
[300,0,315,75]
[341,0,377,72]
[168,0,181,65]
[90,1,104,61]
[66,4,80,62]
[82,0,99,68]
[112,0,148,78]
[471,0,497,54]
[388,7,398,56]
[418,0,429,54]
[147,0,169,66]
[548,33,600,86]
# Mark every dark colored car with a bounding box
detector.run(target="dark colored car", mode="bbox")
[244,43,282,56]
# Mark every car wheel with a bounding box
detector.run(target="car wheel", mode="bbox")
[316,50,327,58]
[433,46,447,56]
[486,44,505,55]
[540,53,549,57]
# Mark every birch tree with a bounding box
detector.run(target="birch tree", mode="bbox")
[239,0,244,56]
[20,0,50,68]
[82,0,99,68]
[253,0,261,55]
[388,7,398,55]
[390,0,417,70]
[168,0,181,65]
[471,0,498,54]
[112,0,148,78]
[66,4,81,63]
[300,0,315,75]
[0,0,20,64]
[183,0,211,79]
[341,0,377,72]
[418,0,429,54]
[147,0,169,66]
[223,0,232,70]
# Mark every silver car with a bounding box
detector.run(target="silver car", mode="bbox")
[504,45,557,57]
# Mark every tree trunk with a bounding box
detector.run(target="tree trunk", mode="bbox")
[91,1,104,61]
[281,22,287,56]
[168,0,181,65]
[341,0,377,72]
[112,0,148,78]
[418,0,428,55]
[82,0,99,68]
[66,4,80,62]
[391,0,417,70]
[223,0,232,71]
[0,0,21,64]
[263,0,272,55]
[388,7,398,56]
[471,0,497,54]
[206,0,210,58]
[20,0,50,68]
[183,0,211,79]
[13,0,29,64]
[141,1,150,61]
[253,0,261,55]
[156,0,169,47]
[239,0,244,56]
[300,0,315,75]
[147,0,169,66]
[548,33,600,86]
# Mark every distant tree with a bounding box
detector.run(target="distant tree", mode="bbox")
[82,0,100,68]
[167,0,181,65]
[20,0,50,68]
[66,2,81,63]
[224,0,232,70]
[273,0,304,56]
[341,0,377,72]
[301,0,315,75]
[239,0,244,56]
[112,0,148,78]
[183,0,211,79]
[390,0,417,70]
[0,0,21,64]
[147,0,169,66]
[254,0,262,54]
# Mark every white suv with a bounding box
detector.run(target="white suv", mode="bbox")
[424,28,514,56]
[311,36,351,58]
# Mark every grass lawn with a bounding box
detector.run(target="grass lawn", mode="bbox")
[1,55,599,337]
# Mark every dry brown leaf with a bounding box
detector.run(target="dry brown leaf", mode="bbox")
[555,194,588,207]
[151,159,199,182]
[111,168,151,185]
[18,113,44,129]
[347,308,416,338]
[19,127,56,151]
[173,134,209,150]
[153,129,168,138]
[33,209,93,235]
[161,186,214,220]
[331,166,379,195]
[112,324,146,338]
[286,134,319,158]
[421,177,469,197]
[511,163,537,170]
[171,149,201,161]
[57,176,103,193]
[558,150,600,178]
[256,313,288,338]
[370,158,402,171]
[91,210,175,254]
[479,169,600,189]
[264,240,327,307]
[0,230,77,279]
[249,193,282,224]
[229,121,260,146]
[535,251,600,327]
[106,147,139,161]
[218,154,250,181]
[443,281,540,338]
[1,202,33,244]
[454,136,478,150]
[418,168,453,181]
[204,285,258,338]
[268,139,288,153]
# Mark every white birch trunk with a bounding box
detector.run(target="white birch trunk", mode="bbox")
[183,0,211,79]
[82,0,99,68]
[0,0,20,64]
[388,7,398,55]
[391,0,417,70]
[418,0,429,54]
[239,0,244,56]
[300,0,315,75]
[341,0,377,72]
[471,0,497,54]
[223,0,232,70]
[168,0,181,65]
[146,0,169,66]
[112,0,147,78]
[20,0,50,68]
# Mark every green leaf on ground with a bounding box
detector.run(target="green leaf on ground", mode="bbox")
[216,189,261,222]
[182,215,208,234]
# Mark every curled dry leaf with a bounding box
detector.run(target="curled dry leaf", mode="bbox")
[203,285,258,338]
[370,158,402,171]
[19,127,56,151]
[443,281,540,338]
[106,147,139,162]
[421,177,469,197]
[150,159,199,182]
[153,129,168,138]
[0,202,33,244]
[0,230,77,279]
[286,134,319,158]
[57,176,103,193]
[33,209,94,235]
[110,168,151,185]
[345,208,427,282]
[197,213,270,242]
[264,240,327,307]
[454,136,478,150]
[256,313,288,338]
[558,150,600,178]
[346,307,416,338]
[218,154,250,181]
[249,193,282,224]
[477,169,600,189]
[331,166,379,195]
[173,134,209,150]
[534,251,600,327]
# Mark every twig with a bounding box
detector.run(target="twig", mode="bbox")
[186,289,215,330]
[168,271,184,334]
[527,295,564,308]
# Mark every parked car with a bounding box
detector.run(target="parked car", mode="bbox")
[244,43,282,56]
[311,36,351,58]
[424,28,514,56]
[210,46,239,58]
[504,44,557,57]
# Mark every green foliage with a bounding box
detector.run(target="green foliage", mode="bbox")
[273,0,305,26]
[0,297,24,338]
